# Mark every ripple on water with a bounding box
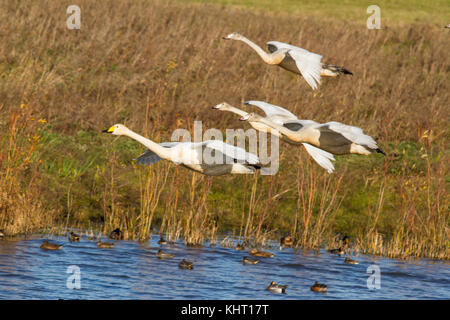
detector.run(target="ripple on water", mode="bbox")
[0,235,448,299]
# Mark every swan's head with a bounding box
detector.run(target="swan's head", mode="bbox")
[102,124,128,135]
[223,32,244,40]
[239,112,261,122]
[212,102,232,110]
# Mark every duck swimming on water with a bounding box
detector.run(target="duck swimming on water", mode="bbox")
[328,247,345,255]
[280,236,293,248]
[249,248,274,258]
[311,281,327,293]
[344,257,359,265]
[243,256,259,265]
[266,281,288,294]
[156,249,173,259]
[328,235,350,255]
[40,240,63,250]
[157,236,167,245]
[109,228,123,240]
[68,232,80,242]
[97,241,114,248]
[179,259,194,269]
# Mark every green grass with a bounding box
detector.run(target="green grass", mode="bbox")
[33,126,436,238]
[177,0,450,25]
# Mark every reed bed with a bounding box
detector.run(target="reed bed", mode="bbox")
[0,104,54,235]
[0,0,448,259]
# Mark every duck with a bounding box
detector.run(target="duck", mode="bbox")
[68,231,80,242]
[249,248,274,258]
[344,257,359,265]
[109,228,123,240]
[310,281,327,293]
[266,281,287,294]
[157,236,167,245]
[243,256,259,265]
[328,235,350,255]
[179,259,194,269]
[235,243,245,251]
[40,240,63,250]
[97,241,114,248]
[280,236,293,247]
[156,249,173,259]
[327,247,345,255]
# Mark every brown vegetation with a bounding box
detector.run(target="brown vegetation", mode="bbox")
[0,0,448,258]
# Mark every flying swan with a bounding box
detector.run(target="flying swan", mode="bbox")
[237,101,385,157]
[103,124,261,176]
[213,102,336,173]
[223,32,352,90]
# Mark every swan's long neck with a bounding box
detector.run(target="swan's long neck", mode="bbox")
[123,128,172,160]
[224,105,248,117]
[237,36,275,64]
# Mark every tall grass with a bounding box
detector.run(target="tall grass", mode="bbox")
[293,155,345,249]
[0,104,54,234]
[358,133,448,259]
[0,0,448,259]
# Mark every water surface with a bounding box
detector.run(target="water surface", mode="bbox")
[0,235,448,299]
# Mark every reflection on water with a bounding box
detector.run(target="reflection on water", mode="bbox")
[0,235,448,299]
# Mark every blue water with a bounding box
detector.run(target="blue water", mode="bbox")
[0,235,448,299]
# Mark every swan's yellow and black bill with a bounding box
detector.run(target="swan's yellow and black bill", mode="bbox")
[102,126,115,133]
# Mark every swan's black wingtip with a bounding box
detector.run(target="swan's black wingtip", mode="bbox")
[343,69,353,75]
[376,148,386,156]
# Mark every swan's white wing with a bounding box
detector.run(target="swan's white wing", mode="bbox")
[267,41,322,90]
[267,41,300,52]
[287,49,322,90]
[135,142,180,166]
[322,122,379,149]
[283,119,318,131]
[302,143,335,174]
[203,140,259,165]
[243,100,298,121]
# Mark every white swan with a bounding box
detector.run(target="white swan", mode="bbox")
[238,102,385,156]
[223,32,352,90]
[103,124,261,176]
[212,102,336,173]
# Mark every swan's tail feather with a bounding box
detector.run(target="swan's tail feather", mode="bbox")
[321,64,353,77]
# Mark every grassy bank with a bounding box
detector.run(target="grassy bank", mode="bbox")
[0,0,448,259]
[179,0,450,25]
